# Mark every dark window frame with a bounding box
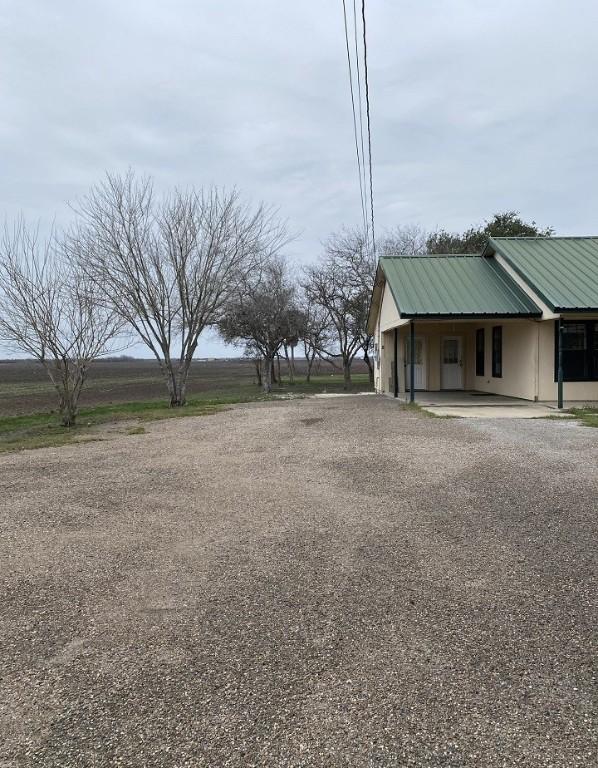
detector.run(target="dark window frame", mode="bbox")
[554,319,598,382]
[492,326,502,378]
[475,328,485,377]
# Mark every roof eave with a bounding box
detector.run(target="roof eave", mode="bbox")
[399,311,543,320]
[554,307,598,314]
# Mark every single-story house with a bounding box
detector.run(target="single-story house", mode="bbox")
[367,237,598,405]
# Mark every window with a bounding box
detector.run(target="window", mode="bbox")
[405,337,423,365]
[443,338,459,365]
[555,320,598,381]
[476,328,485,377]
[492,326,502,378]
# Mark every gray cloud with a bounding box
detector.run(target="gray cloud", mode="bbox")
[1,0,597,356]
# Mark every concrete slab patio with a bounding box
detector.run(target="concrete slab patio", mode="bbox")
[395,390,579,418]
[1,396,597,767]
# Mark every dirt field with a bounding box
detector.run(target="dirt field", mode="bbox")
[0,358,368,417]
[1,396,597,766]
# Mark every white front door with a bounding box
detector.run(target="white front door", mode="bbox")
[441,336,463,389]
[405,336,426,390]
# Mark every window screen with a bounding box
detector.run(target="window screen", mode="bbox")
[492,326,502,378]
[476,328,485,377]
[555,320,598,381]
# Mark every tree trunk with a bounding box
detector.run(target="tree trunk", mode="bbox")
[254,358,262,386]
[289,344,295,384]
[167,375,186,407]
[306,352,315,383]
[271,359,277,384]
[262,356,273,393]
[364,349,375,385]
[46,360,84,427]
[276,354,282,385]
[59,394,77,427]
[165,361,190,407]
[343,359,352,390]
[60,369,87,427]
[283,343,291,381]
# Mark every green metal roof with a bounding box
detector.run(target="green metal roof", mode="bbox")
[380,255,542,318]
[485,237,598,311]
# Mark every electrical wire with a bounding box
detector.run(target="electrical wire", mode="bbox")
[361,0,376,256]
[352,0,370,247]
[341,0,369,239]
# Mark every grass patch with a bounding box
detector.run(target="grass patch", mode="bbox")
[126,425,147,435]
[400,402,457,419]
[0,373,374,453]
[540,407,598,426]
[0,400,229,453]
[569,407,598,428]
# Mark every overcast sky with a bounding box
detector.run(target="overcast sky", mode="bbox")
[2,0,598,357]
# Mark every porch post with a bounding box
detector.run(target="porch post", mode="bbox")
[557,316,564,409]
[393,327,399,398]
[410,320,415,403]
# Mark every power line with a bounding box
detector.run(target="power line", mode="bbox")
[341,0,368,239]
[352,0,369,246]
[361,0,376,256]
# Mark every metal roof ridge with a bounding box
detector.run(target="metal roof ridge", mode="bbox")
[490,235,598,240]
[380,253,480,259]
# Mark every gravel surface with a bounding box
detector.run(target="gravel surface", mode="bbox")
[1,396,597,767]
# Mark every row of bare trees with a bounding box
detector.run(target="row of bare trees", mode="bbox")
[0,222,124,426]
[217,227,379,394]
[0,172,289,424]
[0,171,384,425]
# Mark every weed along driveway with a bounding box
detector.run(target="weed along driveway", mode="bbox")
[1,396,597,767]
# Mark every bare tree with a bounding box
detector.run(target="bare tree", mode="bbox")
[218,256,296,393]
[0,220,124,426]
[68,171,287,407]
[380,224,428,256]
[304,228,375,389]
[243,343,263,387]
[299,300,334,383]
[281,305,306,385]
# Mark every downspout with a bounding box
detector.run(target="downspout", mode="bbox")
[534,320,540,403]
[393,327,399,398]
[557,316,564,409]
[410,321,415,403]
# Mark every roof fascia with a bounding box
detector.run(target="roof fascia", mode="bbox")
[366,263,388,334]
[378,261,404,319]
[399,311,542,320]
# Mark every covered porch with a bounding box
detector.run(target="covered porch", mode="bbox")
[379,317,542,403]
[369,251,598,407]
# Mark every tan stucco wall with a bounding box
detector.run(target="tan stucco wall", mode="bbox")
[375,281,408,393]
[379,282,401,331]
[472,321,538,400]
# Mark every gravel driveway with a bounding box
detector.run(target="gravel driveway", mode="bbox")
[1,396,597,767]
